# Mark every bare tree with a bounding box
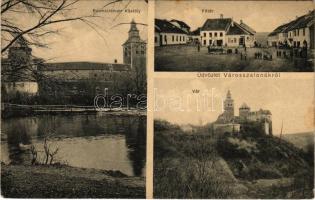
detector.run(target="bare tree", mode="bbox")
[30,144,38,165]
[1,0,148,54]
[1,0,101,53]
[43,137,59,165]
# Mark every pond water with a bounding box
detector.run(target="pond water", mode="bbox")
[1,113,146,177]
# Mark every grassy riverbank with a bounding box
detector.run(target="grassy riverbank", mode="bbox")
[1,105,146,119]
[1,163,145,198]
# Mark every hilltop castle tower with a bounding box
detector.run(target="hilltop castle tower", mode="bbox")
[239,103,250,119]
[223,90,234,121]
[122,19,146,68]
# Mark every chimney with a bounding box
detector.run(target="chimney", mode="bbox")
[220,14,223,19]
[114,59,117,64]
[240,19,243,24]
[231,17,234,27]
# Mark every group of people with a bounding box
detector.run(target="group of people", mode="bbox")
[255,52,272,60]
[194,42,277,61]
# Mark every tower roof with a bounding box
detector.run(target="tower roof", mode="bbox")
[240,103,250,109]
[123,19,145,46]
[227,90,232,99]
[10,35,30,49]
[129,19,139,32]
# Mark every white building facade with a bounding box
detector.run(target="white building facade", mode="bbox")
[200,17,256,47]
[155,19,188,46]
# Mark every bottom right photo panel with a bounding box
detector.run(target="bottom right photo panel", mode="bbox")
[153,75,314,199]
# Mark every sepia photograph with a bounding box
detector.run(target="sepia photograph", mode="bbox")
[155,1,314,72]
[1,0,147,198]
[153,76,314,198]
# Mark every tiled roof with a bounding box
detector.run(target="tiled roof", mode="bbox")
[268,23,290,36]
[155,19,187,34]
[239,22,256,34]
[226,22,252,35]
[269,10,314,36]
[190,27,201,35]
[287,10,314,31]
[201,18,232,31]
[250,109,272,115]
[240,103,250,109]
[42,62,131,71]
[170,19,190,29]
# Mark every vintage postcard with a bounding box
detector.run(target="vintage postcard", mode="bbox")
[155,1,314,72]
[1,0,314,199]
[153,74,314,198]
[1,0,147,198]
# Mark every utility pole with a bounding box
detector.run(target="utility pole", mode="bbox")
[279,119,283,142]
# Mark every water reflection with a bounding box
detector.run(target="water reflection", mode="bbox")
[1,114,146,177]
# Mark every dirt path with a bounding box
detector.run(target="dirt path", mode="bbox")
[1,164,145,198]
[242,178,294,198]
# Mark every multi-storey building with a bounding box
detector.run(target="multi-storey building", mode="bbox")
[200,15,256,47]
[268,10,314,49]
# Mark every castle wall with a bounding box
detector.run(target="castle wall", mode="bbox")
[2,82,38,96]
[213,123,240,134]
[42,69,128,81]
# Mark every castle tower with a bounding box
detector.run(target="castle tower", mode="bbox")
[223,90,234,121]
[122,19,146,67]
[122,19,146,94]
[7,37,34,82]
[2,37,38,96]
[8,37,32,67]
[239,103,250,119]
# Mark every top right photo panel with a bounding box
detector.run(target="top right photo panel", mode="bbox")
[154,1,314,72]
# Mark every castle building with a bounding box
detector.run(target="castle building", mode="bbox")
[1,37,39,97]
[214,90,272,135]
[2,20,147,102]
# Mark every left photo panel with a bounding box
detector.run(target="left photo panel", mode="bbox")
[1,0,147,198]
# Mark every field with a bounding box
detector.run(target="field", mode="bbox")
[155,45,312,72]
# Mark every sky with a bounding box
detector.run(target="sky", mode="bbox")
[154,75,314,135]
[4,0,148,63]
[156,1,314,32]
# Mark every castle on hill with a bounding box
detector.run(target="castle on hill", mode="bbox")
[213,90,272,135]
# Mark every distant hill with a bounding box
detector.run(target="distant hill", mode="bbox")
[256,32,269,47]
[283,132,314,151]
